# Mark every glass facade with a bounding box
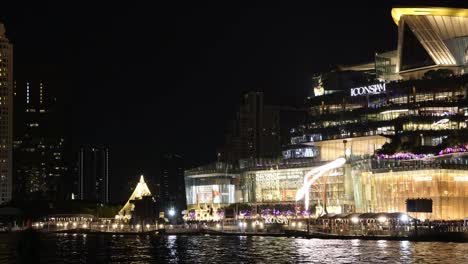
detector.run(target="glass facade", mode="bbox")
[370,168,468,220]
[242,167,309,203]
[309,136,389,162]
[186,184,235,205]
[240,163,353,216]
[351,158,468,220]
[282,147,319,159]
[185,155,468,220]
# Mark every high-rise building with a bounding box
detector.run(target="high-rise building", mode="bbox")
[0,23,13,204]
[218,91,306,164]
[218,92,272,162]
[159,154,186,220]
[78,146,109,204]
[13,80,69,201]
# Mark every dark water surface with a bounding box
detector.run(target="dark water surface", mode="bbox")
[1,233,467,263]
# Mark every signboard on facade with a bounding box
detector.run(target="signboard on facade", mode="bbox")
[263,215,289,225]
[350,83,386,96]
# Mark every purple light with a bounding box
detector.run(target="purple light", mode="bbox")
[438,145,467,156]
[377,152,429,160]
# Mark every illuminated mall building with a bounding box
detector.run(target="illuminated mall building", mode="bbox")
[185,7,468,221]
[184,162,240,220]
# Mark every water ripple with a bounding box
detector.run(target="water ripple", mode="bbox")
[1,233,468,263]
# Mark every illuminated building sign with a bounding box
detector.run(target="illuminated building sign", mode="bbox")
[350,83,386,96]
[263,215,289,225]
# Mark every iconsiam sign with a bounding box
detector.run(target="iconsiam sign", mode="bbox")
[350,83,386,96]
[295,158,346,212]
[263,215,289,225]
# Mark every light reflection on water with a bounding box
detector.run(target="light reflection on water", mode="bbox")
[1,233,468,263]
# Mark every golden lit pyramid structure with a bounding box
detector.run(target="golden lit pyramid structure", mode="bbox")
[116,175,152,221]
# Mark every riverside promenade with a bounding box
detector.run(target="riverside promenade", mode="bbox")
[25,211,468,242]
[27,220,468,242]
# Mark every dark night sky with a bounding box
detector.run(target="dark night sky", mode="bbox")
[2,1,463,201]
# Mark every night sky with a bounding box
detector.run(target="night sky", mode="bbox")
[2,1,462,201]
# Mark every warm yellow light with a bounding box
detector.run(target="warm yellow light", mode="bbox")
[146,224,150,229]
[116,175,152,220]
[391,7,468,25]
[380,109,408,115]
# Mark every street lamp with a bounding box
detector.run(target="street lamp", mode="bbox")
[168,208,176,217]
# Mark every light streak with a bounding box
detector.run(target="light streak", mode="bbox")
[295,158,346,211]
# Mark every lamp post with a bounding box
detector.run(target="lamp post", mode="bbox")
[343,140,348,161]
[168,207,176,225]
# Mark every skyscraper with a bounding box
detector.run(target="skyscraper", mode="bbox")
[0,23,13,204]
[218,91,306,164]
[78,146,109,204]
[159,154,186,220]
[13,80,69,201]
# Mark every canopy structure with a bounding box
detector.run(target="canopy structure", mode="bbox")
[116,175,152,220]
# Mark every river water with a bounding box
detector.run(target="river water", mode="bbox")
[1,233,467,263]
